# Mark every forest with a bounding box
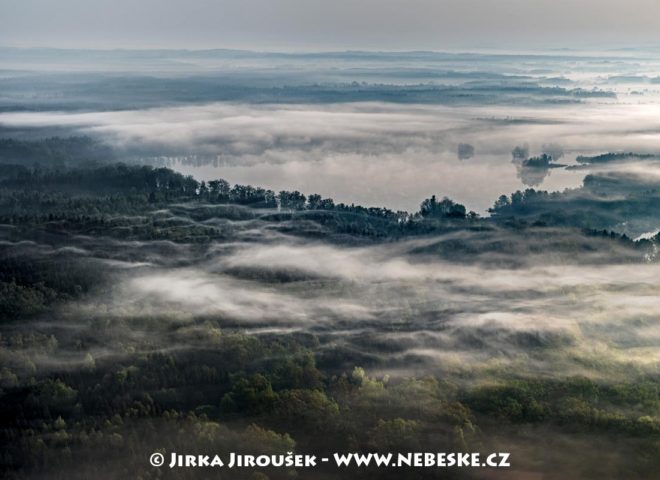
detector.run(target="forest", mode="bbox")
[0,142,659,479]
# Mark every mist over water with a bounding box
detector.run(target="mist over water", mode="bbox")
[3,47,660,374]
[2,47,660,479]
[2,48,660,213]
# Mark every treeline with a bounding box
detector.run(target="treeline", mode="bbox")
[0,163,198,198]
[5,163,660,245]
[575,152,659,164]
[0,163,478,223]
[7,163,660,244]
[0,136,115,166]
[488,176,660,236]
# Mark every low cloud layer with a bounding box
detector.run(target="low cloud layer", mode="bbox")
[4,99,660,212]
[2,49,660,212]
[5,221,656,383]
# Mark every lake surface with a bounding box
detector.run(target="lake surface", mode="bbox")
[2,47,660,212]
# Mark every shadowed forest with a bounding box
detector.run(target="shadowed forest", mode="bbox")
[0,144,659,479]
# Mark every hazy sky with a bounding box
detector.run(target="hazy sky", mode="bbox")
[1,0,660,51]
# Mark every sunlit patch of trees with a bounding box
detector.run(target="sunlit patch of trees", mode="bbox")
[1,326,658,479]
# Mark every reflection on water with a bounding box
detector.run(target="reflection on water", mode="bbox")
[1,48,660,213]
[155,152,584,214]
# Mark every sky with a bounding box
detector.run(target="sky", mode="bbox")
[1,0,660,51]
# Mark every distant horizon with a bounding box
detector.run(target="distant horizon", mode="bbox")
[2,44,660,55]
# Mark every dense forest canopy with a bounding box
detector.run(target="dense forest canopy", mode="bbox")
[0,151,658,479]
